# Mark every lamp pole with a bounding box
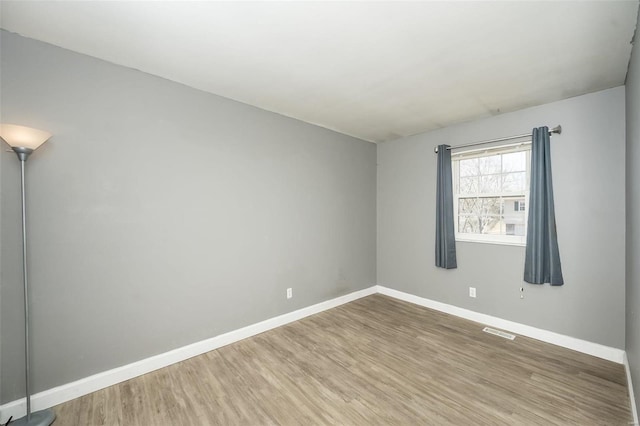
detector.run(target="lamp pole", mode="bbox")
[16,147,34,422]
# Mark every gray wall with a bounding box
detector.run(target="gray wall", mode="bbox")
[0,30,377,403]
[378,87,626,349]
[626,8,640,414]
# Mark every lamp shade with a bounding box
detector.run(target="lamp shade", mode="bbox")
[0,123,52,150]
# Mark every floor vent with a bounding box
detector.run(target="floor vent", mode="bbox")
[482,327,516,340]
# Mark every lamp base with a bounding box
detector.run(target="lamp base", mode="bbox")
[10,408,56,426]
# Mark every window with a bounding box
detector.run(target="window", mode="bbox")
[452,145,530,245]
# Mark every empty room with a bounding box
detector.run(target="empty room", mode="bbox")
[1,1,640,425]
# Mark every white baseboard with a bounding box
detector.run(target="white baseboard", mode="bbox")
[624,352,639,425]
[0,285,377,423]
[376,285,625,364]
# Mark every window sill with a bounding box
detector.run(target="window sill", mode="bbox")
[456,238,526,247]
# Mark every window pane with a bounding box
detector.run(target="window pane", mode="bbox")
[459,158,478,177]
[458,198,478,215]
[459,216,479,233]
[502,151,527,172]
[459,177,478,194]
[502,197,527,236]
[480,197,501,215]
[479,175,500,193]
[459,197,501,217]
[479,155,501,175]
[479,215,502,234]
[502,172,526,192]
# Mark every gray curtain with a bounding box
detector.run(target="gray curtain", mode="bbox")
[435,144,457,269]
[524,127,564,285]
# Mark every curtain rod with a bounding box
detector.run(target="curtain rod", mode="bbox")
[433,125,562,154]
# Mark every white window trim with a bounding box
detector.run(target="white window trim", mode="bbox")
[452,145,531,247]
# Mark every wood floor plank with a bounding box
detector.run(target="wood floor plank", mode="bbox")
[53,294,633,425]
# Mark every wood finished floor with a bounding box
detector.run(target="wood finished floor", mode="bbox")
[53,295,632,425]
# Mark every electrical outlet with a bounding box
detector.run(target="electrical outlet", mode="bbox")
[469,287,476,298]
[286,288,292,299]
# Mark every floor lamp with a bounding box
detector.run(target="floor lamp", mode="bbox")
[0,124,55,426]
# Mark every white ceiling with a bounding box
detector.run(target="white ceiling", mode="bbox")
[1,1,638,143]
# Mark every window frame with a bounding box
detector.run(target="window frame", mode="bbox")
[452,144,531,246]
